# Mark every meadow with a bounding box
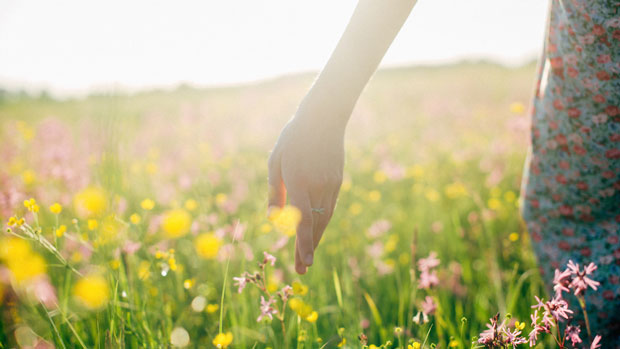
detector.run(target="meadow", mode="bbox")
[0,62,573,348]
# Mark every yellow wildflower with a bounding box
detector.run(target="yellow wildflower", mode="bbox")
[21,170,36,185]
[212,332,233,348]
[509,232,520,242]
[510,102,526,115]
[259,223,272,234]
[194,233,221,259]
[161,209,191,238]
[74,187,107,218]
[367,190,381,202]
[49,203,62,215]
[140,199,155,211]
[409,342,421,349]
[110,260,121,270]
[138,261,150,280]
[373,170,387,183]
[348,202,362,216]
[184,199,197,211]
[87,219,98,231]
[168,257,177,271]
[215,193,227,205]
[206,304,219,313]
[305,311,318,323]
[183,278,195,289]
[292,281,308,296]
[73,275,109,309]
[7,217,17,226]
[425,189,440,202]
[129,213,141,224]
[337,338,346,347]
[268,205,301,237]
[56,225,67,237]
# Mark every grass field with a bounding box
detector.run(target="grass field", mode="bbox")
[0,62,560,348]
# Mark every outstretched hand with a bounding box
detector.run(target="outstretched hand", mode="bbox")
[268,112,344,274]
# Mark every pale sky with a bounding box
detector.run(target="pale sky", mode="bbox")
[0,0,549,96]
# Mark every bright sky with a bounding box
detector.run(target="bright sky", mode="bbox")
[0,0,549,96]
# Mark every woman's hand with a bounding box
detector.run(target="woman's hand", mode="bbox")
[268,108,344,274]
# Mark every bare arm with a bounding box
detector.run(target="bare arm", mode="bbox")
[269,0,417,274]
[299,0,417,130]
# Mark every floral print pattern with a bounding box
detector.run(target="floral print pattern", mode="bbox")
[521,0,620,345]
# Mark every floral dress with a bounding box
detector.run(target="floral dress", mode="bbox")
[520,0,620,345]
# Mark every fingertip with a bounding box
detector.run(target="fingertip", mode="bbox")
[296,264,307,275]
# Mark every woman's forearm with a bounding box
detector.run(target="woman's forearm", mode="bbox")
[298,0,417,130]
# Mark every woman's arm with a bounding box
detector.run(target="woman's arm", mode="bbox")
[268,0,417,274]
[299,0,417,130]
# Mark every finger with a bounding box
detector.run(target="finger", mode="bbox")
[267,153,286,211]
[313,185,340,249]
[295,238,307,274]
[289,190,314,267]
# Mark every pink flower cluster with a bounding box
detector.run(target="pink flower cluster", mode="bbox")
[478,260,603,348]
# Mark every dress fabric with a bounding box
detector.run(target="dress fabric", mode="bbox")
[520,0,620,345]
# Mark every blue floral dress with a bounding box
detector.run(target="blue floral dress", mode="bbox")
[520,0,620,345]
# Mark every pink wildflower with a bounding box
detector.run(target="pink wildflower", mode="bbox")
[418,270,439,289]
[233,276,247,293]
[418,252,440,272]
[566,260,600,295]
[420,296,436,315]
[552,268,572,296]
[565,325,582,346]
[590,335,602,349]
[257,296,277,322]
[263,251,276,267]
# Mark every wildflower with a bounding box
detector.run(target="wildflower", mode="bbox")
[268,205,301,237]
[420,296,436,315]
[566,260,600,295]
[212,332,233,348]
[412,311,429,325]
[7,217,17,226]
[565,325,582,346]
[206,304,219,313]
[161,209,191,238]
[418,270,439,289]
[56,225,67,237]
[233,276,247,293]
[305,311,318,323]
[129,213,141,224]
[262,251,276,266]
[194,233,221,259]
[168,257,177,271]
[183,278,195,289]
[184,199,197,211]
[337,337,346,347]
[74,187,107,218]
[87,219,98,231]
[590,335,602,349]
[257,296,278,322]
[418,252,440,271]
[279,285,293,302]
[215,193,227,205]
[25,199,40,213]
[409,342,421,349]
[510,102,526,114]
[140,199,155,210]
[49,203,62,215]
[292,280,308,296]
[170,327,190,347]
[73,275,110,309]
[552,268,572,296]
